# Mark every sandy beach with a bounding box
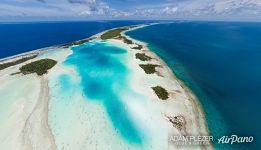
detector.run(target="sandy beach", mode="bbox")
[123,28,210,138]
[0,25,212,150]
[0,47,71,150]
[106,28,212,149]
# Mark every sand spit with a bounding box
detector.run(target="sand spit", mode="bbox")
[0,48,69,150]
[22,76,56,150]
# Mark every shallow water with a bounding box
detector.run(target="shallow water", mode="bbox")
[46,39,171,149]
[65,41,144,144]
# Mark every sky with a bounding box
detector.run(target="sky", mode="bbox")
[1,0,261,21]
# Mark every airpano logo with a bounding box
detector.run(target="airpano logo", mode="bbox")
[218,135,254,144]
[169,135,254,146]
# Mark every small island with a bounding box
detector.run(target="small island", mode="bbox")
[19,58,57,76]
[133,44,143,50]
[135,53,152,61]
[166,115,186,131]
[139,64,159,74]
[100,27,129,40]
[152,86,169,100]
[100,27,134,44]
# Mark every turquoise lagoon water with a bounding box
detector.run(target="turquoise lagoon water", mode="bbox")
[62,40,145,145]
[126,22,261,149]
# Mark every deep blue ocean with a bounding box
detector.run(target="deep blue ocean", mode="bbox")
[0,21,150,59]
[126,21,261,149]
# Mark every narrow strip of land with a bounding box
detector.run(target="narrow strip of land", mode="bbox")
[22,76,56,150]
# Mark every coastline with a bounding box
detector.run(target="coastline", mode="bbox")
[0,24,212,149]
[121,27,211,149]
[123,26,210,135]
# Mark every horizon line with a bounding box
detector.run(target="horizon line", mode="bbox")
[1,19,261,24]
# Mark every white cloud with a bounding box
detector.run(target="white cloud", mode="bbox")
[0,0,106,17]
[0,0,132,19]
[1,0,261,20]
[128,0,261,19]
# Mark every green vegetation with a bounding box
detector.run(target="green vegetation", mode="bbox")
[167,116,185,131]
[63,38,93,48]
[122,36,133,44]
[10,72,21,76]
[139,64,159,74]
[72,39,91,45]
[135,53,152,61]
[133,44,143,50]
[19,59,57,76]
[116,35,133,44]
[99,27,134,44]
[0,54,38,70]
[152,86,169,100]
[100,28,128,40]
